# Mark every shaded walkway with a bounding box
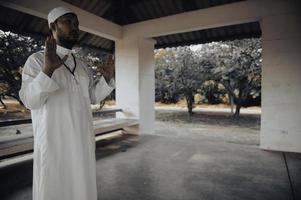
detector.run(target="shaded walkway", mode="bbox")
[1,130,300,200]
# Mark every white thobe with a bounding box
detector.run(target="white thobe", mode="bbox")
[19,45,115,200]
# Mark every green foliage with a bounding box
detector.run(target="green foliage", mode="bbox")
[0,30,44,105]
[205,39,262,117]
[200,80,226,104]
[75,47,115,104]
[155,38,262,118]
[75,47,108,79]
[155,47,208,115]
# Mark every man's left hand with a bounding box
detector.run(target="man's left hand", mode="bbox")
[100,55,115,83]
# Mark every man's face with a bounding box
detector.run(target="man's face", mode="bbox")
[51,13,79,47]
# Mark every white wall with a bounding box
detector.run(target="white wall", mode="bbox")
[115,37,156,134]
[260,0,301,152]
[138,38,156,134]
[123,0,261,38]
[115,38,140,119]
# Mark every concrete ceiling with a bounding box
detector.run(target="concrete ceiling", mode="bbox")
[0,0,261,52]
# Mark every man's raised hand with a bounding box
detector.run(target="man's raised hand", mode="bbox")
[100,55,115,83]
[43,36,68,77]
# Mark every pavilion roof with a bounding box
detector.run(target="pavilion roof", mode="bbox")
[0,0,261,52]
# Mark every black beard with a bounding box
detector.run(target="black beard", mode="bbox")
[56,36,77,50]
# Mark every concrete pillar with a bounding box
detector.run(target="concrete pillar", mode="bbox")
[115,37,156,135]
[260,0,301,152]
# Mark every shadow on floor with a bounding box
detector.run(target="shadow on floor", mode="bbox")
[0,134,300,200]
[0,134,138,200]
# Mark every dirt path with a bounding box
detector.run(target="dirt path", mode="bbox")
[1,99,261,146]
[155,109,261,146]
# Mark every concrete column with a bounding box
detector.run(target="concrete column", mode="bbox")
[115,37,156,135]
[260,0,301,152]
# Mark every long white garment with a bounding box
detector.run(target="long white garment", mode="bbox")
[19,45,115,200]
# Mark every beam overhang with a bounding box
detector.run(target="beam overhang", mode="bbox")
[0,0,123,41]
[123,0,262,38]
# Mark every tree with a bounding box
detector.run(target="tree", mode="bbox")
[0,30,44,107]
[205,38,262,118]
[155,47,208,116]
[155,38,262,119]
[155,49,180,103]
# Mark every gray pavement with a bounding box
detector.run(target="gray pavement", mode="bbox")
[0,111,299,200]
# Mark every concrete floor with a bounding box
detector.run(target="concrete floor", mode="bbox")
[0,129,300,200]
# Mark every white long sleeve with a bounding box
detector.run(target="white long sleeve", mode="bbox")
[89,75,115,104]
[19,52,60,110]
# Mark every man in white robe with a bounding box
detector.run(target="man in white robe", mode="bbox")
[19,7,114,200]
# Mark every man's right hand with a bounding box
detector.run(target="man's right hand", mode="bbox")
[43,36,68,77]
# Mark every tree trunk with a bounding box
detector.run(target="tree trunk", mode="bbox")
[0,97,7,109]
[99,100,105,110]
[185,91,194,117]
[6,94,23,106]
[234,101,241,119]
[229,94,234,115]
[234,88,243,119]
[17,99,24,106]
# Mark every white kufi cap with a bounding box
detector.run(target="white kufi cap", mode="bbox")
[47,7,74,27]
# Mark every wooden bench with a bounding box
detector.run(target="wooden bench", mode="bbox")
[0,108,123,127]
[0,116,138,162]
